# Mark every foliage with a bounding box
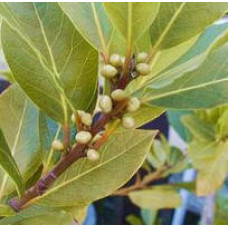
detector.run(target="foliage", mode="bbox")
[0,2,227,225]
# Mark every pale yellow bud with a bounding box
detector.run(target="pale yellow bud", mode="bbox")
[127,97,141,112]
[136,63,151,76]
[101,64,118,78]
[111,89,127,101]
[109,54,122,67]
[71,113,76,124]
[137,52,148,63]
[78,110,85,118]
[81,112,93,126]
[51,140,64,151]
[86,148,100,161]
[92,132,103,143]
[122,117,135,129]
[75,131,92,144]
[99,95,113,113]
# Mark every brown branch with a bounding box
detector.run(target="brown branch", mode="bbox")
[9,99,129,212]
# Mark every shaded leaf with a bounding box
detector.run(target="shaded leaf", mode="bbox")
[0,130,24,196]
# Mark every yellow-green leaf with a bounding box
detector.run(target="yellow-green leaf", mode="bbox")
[129,185,181,210]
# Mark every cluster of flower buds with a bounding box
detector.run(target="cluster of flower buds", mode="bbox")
[98,88,141,129]
[100,53,125,79]
[135,52,151,76]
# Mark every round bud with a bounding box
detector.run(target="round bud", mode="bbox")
[122,117,135,129]
[71,113,76,124]
[101,64,118,78]
[136,63,151,76]
[109,54,122,67]
[121,57,125,66]
[75,131,92,144]
[111,89,127,101]
[78,110,85,118]
[81,112,93,126]
[136,52,148,63]
[127,97,141,112]
[87,148,100,161]
[51,139,64,151]
[99,95,113,113]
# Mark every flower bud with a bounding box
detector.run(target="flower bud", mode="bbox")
[99,95,113,113]
[86,148,100,161]
[81,112,93,126]
[111,89,127,101]
[127,97,141,112]
[122,117,135,129]
[78,110,85,118]
[136,52,148,63]
[92,132,103,143]
[71,113,76,124]
[109,54,122,67]
[75,131,92,144]
[101,64,118,78]
[51,139,64,151]
[136,63,151,76]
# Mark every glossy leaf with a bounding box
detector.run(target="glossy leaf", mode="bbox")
[59,2,112,54]
[150,3,228,50]
[0,2,98,123]
[0,130,24,196]
[129,185,181,209]
[29,130,156,207]
[117,105,164,131]
[0,85,40,198]
[103,3,160,43]
[138,44,228,110]
[0,206,74,225]
[126,22,228,95]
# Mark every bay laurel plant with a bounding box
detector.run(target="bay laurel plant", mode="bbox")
[0,2,228,225]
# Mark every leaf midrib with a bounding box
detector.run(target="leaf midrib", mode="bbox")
[31,132,154,204]
[144,77,228,103]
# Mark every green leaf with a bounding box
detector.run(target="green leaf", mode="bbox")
[0,205,74,225]
[0,85,40,199]
[150,3,228,50]
[188,140,228,196]
[126,22,228,95]
[141,209,157,225]
[117,105,163,131]
[167,110,192,142]
[129,185,181,210]
[182,114,215,141]
[0,2,98,123]
[0,130,24,196]
[59,2,112,54]
[0,204,15,217]
[30,130,156,207]
[103,3,160,43]
[38,112,61,173]
[126,215,142,225]
[139,44,228,110]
